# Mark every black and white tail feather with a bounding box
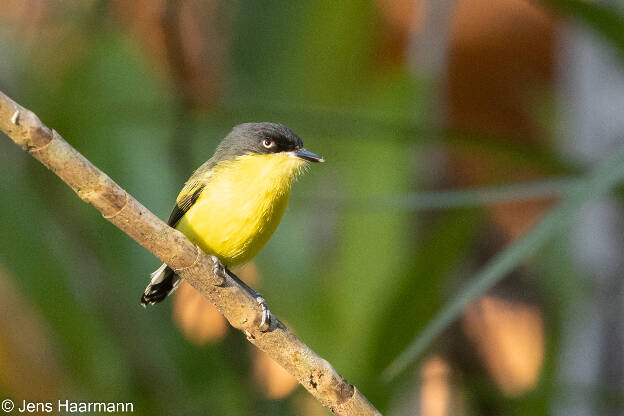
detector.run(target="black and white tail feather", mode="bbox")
[140,170,206,306]
[140,264,183,307]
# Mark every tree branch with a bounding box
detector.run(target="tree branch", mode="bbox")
[0,90,381,416]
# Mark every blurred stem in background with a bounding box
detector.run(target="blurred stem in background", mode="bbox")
[551,1,624,414]
[385,143,624,379]
[161,0,197,182]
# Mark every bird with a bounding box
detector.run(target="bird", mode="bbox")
[140,122,324,328]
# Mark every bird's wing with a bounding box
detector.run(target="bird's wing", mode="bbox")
[167,180,206,227]
[166,155,221,227]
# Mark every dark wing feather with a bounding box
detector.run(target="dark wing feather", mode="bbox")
[167,182,205,227]
[166,155,219,227]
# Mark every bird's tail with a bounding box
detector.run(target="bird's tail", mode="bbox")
[141,263,183,307]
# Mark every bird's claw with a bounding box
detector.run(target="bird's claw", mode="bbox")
[210,255,227,280]
[210,255,271,331]
[256,296,271,331]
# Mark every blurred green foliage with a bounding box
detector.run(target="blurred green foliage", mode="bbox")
[1,1,624,415]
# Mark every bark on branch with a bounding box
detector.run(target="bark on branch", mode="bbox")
[0,90,381,416]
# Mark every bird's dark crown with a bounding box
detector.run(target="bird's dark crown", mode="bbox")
[214,122,303,161]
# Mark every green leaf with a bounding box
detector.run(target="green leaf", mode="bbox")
[383,144,624,380]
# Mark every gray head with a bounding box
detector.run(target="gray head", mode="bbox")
[214,122,324,163]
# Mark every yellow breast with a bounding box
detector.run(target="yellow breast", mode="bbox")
[175,153,306,266]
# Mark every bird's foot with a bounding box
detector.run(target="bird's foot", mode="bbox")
[255,295,271,332]
[209,255,271,331]
[210,255,228,281]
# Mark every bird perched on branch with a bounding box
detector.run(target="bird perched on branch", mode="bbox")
[141,122,324,329]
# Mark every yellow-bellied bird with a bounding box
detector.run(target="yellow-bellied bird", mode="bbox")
[141,123,324,328]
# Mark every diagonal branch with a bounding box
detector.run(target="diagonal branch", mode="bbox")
[0,90,381,416]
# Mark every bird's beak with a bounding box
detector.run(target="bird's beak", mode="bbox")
[292,148,324,163]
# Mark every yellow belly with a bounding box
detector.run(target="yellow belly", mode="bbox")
[175,153,304,267]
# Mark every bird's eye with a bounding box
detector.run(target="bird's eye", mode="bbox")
[262,138,275,148]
